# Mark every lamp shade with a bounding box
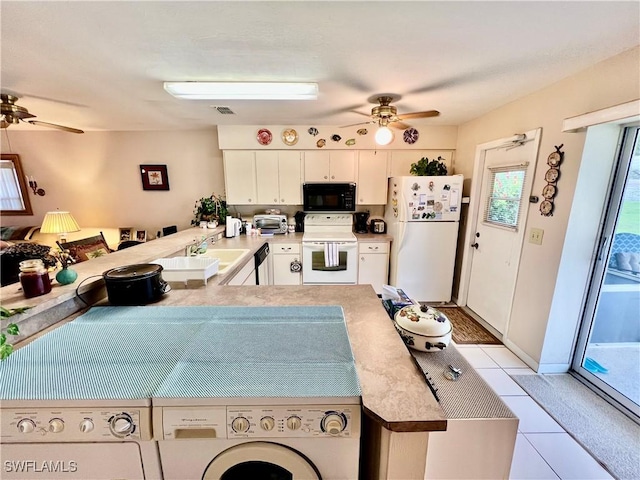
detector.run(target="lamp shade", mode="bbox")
[40,211,80,234]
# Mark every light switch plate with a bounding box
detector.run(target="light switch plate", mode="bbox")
[529,228,544,245]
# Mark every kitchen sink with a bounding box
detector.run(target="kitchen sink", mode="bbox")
[198,248,250,275]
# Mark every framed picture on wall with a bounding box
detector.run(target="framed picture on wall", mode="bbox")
[119,227,133,242]
[139,164,170,191]
[135,230,147,242]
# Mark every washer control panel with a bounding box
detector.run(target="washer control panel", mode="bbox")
[1,408,146,442]
[160,405,360,440]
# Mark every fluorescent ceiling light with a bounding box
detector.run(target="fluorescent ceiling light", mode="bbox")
[164,82,318,100]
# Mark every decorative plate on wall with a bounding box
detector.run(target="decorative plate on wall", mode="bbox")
[403,127,419,145]
[257,129,272,146]
[282,128,298,146]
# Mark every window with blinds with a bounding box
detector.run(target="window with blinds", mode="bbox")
[483,164,528,230]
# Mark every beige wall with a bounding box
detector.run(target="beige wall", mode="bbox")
[455,46,640,369]
[1,129,224,238]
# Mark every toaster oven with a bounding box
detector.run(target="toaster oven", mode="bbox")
[253,214,288,234]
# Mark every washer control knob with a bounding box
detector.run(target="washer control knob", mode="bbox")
[109,413,134,437]
[79,419,95,433]
[231,416,250,433]
[259,416,275,431]
[321,412,347,436]
[48,418,65,433]
[286,415,302,431]
[17,419,36,434]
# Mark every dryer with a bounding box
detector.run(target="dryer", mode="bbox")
[0,312,166,479]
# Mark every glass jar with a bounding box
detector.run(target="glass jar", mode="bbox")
[19,259,52,298]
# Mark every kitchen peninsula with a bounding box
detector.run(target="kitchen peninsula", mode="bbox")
[0,228,515,479]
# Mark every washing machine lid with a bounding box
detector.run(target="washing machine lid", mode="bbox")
[153,305,361,402]
[203,441,320,480]
[0,315,202,402]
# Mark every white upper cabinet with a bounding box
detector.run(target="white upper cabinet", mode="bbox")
[304,151,356,182]
[389,151,454,177]
[277,151,303,204]
[255,151,302,205]
[224,151,257,205]
[357,151,388,205]
[255,151,280,204]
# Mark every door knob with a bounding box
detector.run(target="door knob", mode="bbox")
[471,242,479,249]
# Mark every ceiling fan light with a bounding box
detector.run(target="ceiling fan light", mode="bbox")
[163,82,318,100]
[375,126,394,145]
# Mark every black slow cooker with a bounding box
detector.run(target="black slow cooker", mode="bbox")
[103,264,170,305]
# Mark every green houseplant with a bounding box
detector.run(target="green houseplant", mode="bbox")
[191,193,228,226]
[410,156,448,176]
[1,306,28,360]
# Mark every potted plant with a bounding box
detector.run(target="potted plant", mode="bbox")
[409,156,448,176]
[191,193,228,226]
[1,306,28,360]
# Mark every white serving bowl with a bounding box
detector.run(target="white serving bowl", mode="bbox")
[393,304,452,352]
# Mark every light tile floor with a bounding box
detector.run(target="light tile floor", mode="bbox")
[454,343,614,480]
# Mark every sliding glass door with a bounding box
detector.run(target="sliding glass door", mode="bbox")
[573,125,640,421]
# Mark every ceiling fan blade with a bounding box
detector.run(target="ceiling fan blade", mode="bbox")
[390,121,411,130]
[397,110,440,120]
[27,120,84,134]
[339,120,376,128]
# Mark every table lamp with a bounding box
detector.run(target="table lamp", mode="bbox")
[40,210,80,243]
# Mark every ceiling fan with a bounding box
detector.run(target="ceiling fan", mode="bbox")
[1,94,84,134]
[341,95,439,130]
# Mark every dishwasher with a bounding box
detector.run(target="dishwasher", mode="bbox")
[254,242,271,285]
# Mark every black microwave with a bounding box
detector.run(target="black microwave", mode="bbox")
[303,183,356,212]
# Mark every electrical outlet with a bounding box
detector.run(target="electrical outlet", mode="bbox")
[529,228,544,245]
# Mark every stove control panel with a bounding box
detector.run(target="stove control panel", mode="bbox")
[1,408,151,442]
[158,405,360,440]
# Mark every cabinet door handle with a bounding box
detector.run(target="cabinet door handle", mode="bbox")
[274,198,278,202]
[324,175,328,179]
[281,198,285,202]
[361,256,365,261]
[331,175,335,179]
[368,246,378,250]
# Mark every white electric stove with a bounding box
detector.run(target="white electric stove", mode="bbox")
[302,214,358,284]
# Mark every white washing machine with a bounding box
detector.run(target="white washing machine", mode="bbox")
[151,304,362,479]
[153,400,360,479]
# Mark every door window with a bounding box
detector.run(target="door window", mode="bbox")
[483,165,527,229]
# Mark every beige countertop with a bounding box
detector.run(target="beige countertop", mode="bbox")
[2,227,445,432]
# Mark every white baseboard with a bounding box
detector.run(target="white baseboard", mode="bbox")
[502,339,540,372]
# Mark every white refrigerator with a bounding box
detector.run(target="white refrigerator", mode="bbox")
[384,175,463,302]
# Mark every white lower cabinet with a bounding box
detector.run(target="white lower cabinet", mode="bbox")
[357,242,389,295]
[227,259,256,285]
[271,242,302,285]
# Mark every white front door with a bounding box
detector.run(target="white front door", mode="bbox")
[464,130,540,334]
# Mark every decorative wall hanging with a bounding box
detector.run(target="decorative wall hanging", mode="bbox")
[345,138,356,146]
[356,128,368,136]
[282,128,298,146]
[140,164,170,191]
[308,127,319,136]
[256,128,272,145]
[539,144,564,216]
[403,127,419,145]
[316,139,326,148]
[331,134,342,142]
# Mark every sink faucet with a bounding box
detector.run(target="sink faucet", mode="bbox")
[186,235,217,256]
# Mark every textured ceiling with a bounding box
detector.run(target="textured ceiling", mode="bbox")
[1,1,639,132]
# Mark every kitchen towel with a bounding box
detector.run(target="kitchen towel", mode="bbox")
[324,242,339,268]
